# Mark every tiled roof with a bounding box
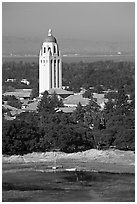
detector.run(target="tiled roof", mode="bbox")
[93,93,105,99]
[63,94,90,107]
[3,89,32,98]
[56,107,76,113]
[10,109,25,116]
[3,104,26,116]
[93,93,105,105]
[48,88,73,95]
[2,104,18,111]
[25,101,39,111]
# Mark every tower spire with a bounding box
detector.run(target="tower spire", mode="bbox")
[48,28,52,36]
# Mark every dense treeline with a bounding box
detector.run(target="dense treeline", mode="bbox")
[2,61,38,92]
[93,87,135,150]
[2,87,135,155]
[2,92,95,155]
[2,60,134,96]
[62,61,134,94]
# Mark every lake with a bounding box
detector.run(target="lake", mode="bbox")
[2,169,135,202]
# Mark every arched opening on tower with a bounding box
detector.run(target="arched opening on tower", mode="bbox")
[54,60,56,88]
[58,59,60,88]
[54,45,56,54]
[50,59,52,88]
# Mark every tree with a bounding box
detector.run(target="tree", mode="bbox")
[38,91,63,115]
[2,119,41,155]
[72,102,85,123]
[82,89,93,99]
[97,111,135,150]
[30,87,39,99]
[94,85,104,94]
[84,98,101,129]
[103,100,115,122]
[38,91,55,114]
[115,86,129,116]
[105,91,118,100]
[38,123,95,153]
[113,128,135,150]
[50,91,64,108]
[16,111,39,126]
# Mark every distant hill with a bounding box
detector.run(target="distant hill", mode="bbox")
[3,36,135,56]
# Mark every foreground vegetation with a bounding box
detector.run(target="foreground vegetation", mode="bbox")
[3,88,135,155]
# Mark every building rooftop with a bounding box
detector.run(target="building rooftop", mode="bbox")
[25,101,39,112]
[63,94,90,107]
[48,88,73,96]
[3,89,32,98]
[2,104,18,111]
[56,107,76,113]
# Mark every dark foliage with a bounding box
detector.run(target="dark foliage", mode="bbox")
[62,61,134,94]
[94,86,135,150]
[2,118,42,155]
[37,111,95,153]
[2,112,95,155]
[37,91,63,116]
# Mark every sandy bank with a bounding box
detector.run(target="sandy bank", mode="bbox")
[2,149,135,174]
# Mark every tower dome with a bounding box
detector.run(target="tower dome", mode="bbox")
[45,29,57,43]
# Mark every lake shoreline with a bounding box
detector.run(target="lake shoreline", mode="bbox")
[2,149,135,174]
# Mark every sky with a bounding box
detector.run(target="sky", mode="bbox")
[2,2,135,55]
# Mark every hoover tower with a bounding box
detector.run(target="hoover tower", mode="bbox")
[39,29,62,95]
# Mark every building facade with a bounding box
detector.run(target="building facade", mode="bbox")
[39,29,62,95]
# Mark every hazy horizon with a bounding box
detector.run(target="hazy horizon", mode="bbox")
[2,2,135,56]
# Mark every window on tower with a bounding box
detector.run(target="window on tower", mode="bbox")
[54,46,56,54]
[54,60,56,88]
[51,60,52,88]
[58,60,60,87]
[48,47,51,54]
[44,47,46,53]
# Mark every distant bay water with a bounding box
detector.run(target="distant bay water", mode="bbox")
[2,54,135,64]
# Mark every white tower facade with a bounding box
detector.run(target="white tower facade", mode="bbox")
[39,29,62,95]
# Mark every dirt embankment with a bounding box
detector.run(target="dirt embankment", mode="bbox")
[2,149,135,174]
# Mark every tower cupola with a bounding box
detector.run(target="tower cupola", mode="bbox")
[45,29,57,43]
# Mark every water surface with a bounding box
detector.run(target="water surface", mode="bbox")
[2,170,135,202]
